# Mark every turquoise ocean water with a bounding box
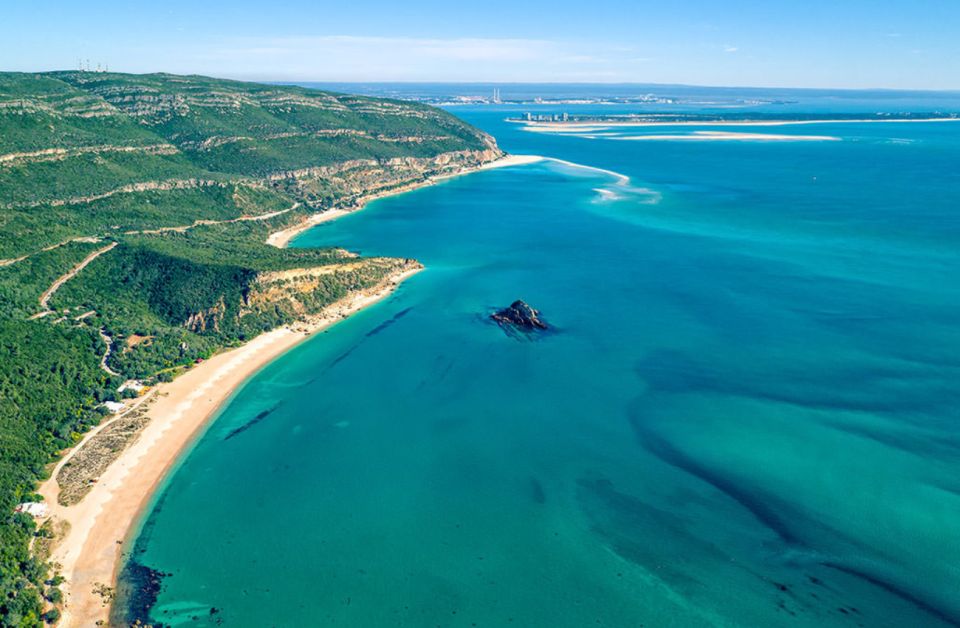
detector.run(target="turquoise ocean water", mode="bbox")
[119,94,960,627]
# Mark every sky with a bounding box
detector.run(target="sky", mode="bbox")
[2,0,959,90]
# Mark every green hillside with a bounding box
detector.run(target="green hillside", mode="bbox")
[0,71,500,627]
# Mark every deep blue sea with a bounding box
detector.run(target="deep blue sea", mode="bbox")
[121,87,960,627]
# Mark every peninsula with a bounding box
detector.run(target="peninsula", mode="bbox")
[0,71,506,626]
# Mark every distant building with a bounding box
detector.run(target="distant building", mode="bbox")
[102,401,126,414]
[15,502,49,518]
[117,380,146,394]
[524,112,533,121]
[562,112,569,122]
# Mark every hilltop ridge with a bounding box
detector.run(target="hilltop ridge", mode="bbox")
[0,71,499,258]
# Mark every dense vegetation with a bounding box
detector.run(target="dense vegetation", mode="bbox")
[0,71,498,626]
[0,323,114,626]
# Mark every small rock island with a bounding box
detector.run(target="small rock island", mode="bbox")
[491,300,549,334]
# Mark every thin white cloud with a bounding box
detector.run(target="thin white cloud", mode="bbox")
[188,35,641,82]
[98,32,959,89]
[210,35,554,64]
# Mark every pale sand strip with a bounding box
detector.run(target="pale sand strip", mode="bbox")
[543,157,631,186]
[518,117,960,131]
[612,131,841,142]
[265,154,544,248]
[39,265,421,627]
[460,152,543,172]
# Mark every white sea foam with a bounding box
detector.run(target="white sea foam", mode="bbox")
[592,187,621,201]
[522,125,610,134]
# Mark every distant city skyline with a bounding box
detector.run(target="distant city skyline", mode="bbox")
[3,0,960,90]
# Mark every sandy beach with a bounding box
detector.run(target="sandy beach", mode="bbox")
[38,264,421,627]
[266,154,544,248]
[543,156,631,185]
[461,152,544,171]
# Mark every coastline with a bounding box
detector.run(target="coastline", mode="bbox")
[38,264,422,627]
[265,153,543,248]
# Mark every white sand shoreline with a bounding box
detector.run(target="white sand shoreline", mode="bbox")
[613,131,841,142]
[543,157,631,186]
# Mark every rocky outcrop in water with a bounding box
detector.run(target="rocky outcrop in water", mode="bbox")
[491,300,548,333]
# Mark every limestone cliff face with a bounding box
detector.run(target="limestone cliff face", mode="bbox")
[178,257,420,333]
[183,296,228,333]
[242,258,421,319]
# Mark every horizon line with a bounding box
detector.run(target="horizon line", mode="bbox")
[279,79,960,95]
[12,68,960,94]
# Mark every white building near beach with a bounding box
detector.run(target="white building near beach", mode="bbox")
[102,401,126,413]
[15,502,49,518]
[117,379,146,394]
